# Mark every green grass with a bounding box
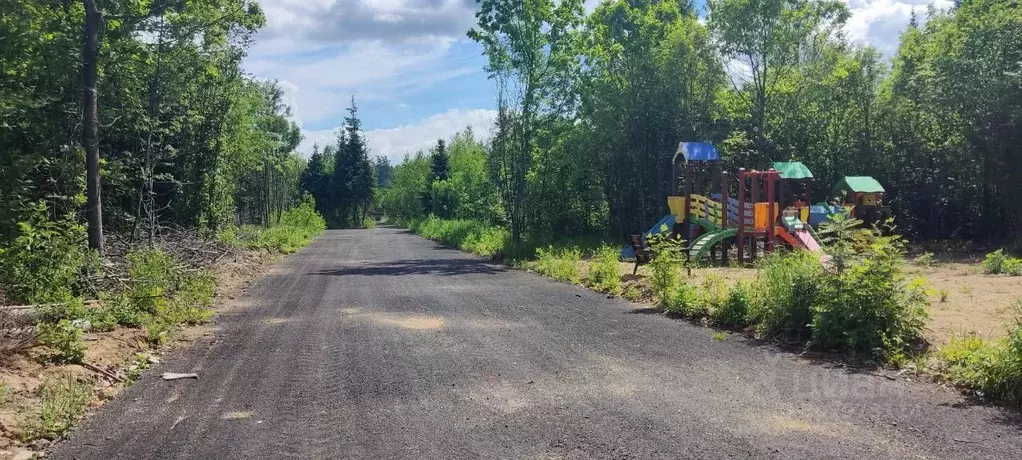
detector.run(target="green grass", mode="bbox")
[18,374,91,442]
[221,202,326,254]
[983,249,1022,276]
[535,246,582,284]
[937,300,1022,404]
[587,245,622,295]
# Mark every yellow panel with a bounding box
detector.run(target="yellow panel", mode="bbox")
[754,203,779,231]
[800,207,809,223]
[668,196,687,220]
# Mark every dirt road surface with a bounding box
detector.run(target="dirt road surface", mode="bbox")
[51,227,1022,459]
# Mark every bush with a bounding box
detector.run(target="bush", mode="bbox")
[19,374,91,441]
[712,281,754,327]
[811,237,929,356]
[535,246,582,284]
[587,245,622,294]
[983,249,1022,276]
[913,252,937,267]
[750,251,823,341]
[413,216,510,257]
[662,282,702,316]
[622,285,642,302]
[938,301,1022,404]
[226,201,326,254]
[648,232,685,300]
[0,208,89,304]
[362,217,377,229]
[37,320,85,364]
[983,249,1009,274]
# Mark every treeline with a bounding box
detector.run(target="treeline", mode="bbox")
[300,101,381,229]
[386,0,1022,245]
[0,0,307,255]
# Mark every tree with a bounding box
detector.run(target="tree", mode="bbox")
[709,0,849,158]
[324,97,375,227]
[82,0,104,254]
[468,0,585,242]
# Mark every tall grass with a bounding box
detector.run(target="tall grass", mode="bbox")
[221,201,326,254]
[749,251,823,341]
[587,245,622,294]
[938,300,1022,404]
[535,246,582,284]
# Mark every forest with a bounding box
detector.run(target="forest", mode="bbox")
[383,0,1022,248]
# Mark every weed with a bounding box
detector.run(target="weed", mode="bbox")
[700,275,728,315]
[662,282,702,317]
[983,249,1009,274]
[124,353,153,383]
[712,331,728,342]
[36,320,85,364]
[750,251,822,341]
[535,246,582,284]
[362,217,377,229]
[0,381,11,406]
[712,281,754,328]
[622,285,642,302]
[913,252,937,267]
[587,245,622,295]
[811,235,928,357]
[19,375,91,441]
[937,300,1022,404]
[225,201,326,254]
[647,231,685,300]
[940,289,949,303]
[0,207,88,304]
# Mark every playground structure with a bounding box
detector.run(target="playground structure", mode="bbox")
[627,142,887,264]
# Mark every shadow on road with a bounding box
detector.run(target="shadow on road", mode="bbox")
[312,259,509,277]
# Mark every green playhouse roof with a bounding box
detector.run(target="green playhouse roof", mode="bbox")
[772,162,814,180]
[834,176,885,194]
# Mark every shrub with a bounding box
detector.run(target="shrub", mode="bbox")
[647,232,685,300]
[37,320,85,364]
[913,252,937,267]
[1004,258,1022,276]
[19,374,91,441]
[622,285,642,302]
[535,246,582,284]
[587,246,622,295]
[750,251,823,341]
[938,301,1022,404]
[662,282,702,316]
[983,249,1009,274]
[700,275,728,315]
[226,201,326,254]
[712,281,754,327]
[810,234,928,357]
[0,208,88,304]
[362,217,377,229]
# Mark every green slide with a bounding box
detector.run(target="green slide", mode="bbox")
[689,228,737,260]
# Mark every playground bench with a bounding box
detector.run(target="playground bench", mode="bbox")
[629,234,651,275]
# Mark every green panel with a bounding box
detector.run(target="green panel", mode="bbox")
[834,176,885,193]
[772,162,814,180]
[689,229,738,260]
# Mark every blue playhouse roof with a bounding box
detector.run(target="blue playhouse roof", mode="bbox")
[676,142,720,162]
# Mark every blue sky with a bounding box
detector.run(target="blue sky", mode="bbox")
[244,0,952,164]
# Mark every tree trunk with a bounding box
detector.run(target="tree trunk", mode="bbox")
[82,0,104,254]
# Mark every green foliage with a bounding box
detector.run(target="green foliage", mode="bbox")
[362,218,377,229]
[662,282,702,317]
[0,208,88,304]
[0,381,11,406]
[938,302,1022,404]
[587,245,622,294]
[411,216,510,257]
[36,320,85,364]
[750,251,823,340]
[226,201,326,254]
[712,281,754,328]
[913,252,937,267]
[983,250,1022,276]
[622,285,642,302]
[811,236,929,356]
[939,289,949,303]
[19,374,91,442]
[535,246,582,284]
[647,231,686,300]
[712,332,728,342]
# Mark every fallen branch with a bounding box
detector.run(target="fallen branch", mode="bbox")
[79,361,125,383]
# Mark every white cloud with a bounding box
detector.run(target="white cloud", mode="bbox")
[257,0,479,43]
[300,108,499,163]
[843,0,954,55]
